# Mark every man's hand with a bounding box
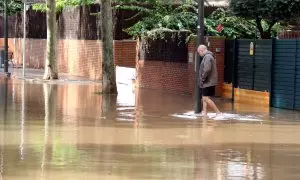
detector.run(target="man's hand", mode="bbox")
[199,79,204,87]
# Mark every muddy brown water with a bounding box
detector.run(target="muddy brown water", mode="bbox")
[0,77,299,179]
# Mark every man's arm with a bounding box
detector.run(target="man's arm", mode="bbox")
[201,56,212,82]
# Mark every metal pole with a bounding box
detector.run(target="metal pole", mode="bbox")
[20,80,25,160]
[22,2,26,77]
[232,39,237,102]
[4,0,8,73]
[194,0,205,114]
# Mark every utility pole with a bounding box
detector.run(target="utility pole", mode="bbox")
[194,0,205,114]
[23,1,27,78]
[4,0,9,74]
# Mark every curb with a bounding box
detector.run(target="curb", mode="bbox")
[0,72,11,78]
[0,72,102,85]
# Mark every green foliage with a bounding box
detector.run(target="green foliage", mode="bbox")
[141,28,190,41]
[119,0,197,39]
[122,4,275,39]
[206,8,287,39]
[32,0,96,12]
[0,0,23,15]
[229,0,300,21]
[229,0,299,38]
[205,8,257,39]
[121,0,288,40]
[26,0,288,39]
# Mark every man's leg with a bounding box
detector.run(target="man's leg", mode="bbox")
[201,97,208,116]
[205,96,221,114]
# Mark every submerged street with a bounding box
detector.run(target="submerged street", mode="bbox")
[0,77,300,179]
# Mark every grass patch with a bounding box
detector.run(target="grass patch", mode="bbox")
[94,91,103,95]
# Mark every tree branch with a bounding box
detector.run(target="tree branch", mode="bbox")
[267,20,277,33]
[124,11,145,21]
[255,15,264,36]
[246,20,257,27]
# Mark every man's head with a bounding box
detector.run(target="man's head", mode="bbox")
[197,45,207,57]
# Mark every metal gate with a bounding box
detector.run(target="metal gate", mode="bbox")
[271,40,300,110]
[236,39,272,92]
[224,40,235,84]
[225,38,300,110]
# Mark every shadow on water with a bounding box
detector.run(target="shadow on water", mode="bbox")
[0,77,9,122]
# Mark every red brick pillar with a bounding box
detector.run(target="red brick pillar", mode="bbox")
[207,36,225,97]
[187,38,197,95]
[114,40,138,68]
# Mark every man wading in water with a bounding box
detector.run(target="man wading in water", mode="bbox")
[197,45,222,117]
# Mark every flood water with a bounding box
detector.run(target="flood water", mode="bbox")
[1,77,300,179]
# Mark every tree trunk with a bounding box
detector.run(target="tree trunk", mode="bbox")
[101,94,117,120]
[44,0,58,80]
[260,32,271,39]
[255,16,272,39]
[41,83,56,178]
[101,0,118,94]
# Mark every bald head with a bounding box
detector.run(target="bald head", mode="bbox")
[198,45,207,51]
[197,45,208,57]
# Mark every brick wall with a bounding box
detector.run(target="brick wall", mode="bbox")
[114,40,137,68]
[4,38,102,80]
[136,36,195,94]
[136,36,225,96]
[0,38,15,50]
[13,38,47,69]
[278,31,300,39]
[0,38,137,80]
[2,36,225,96]
[208,37,225,96]
[136,60,195,94]
[57,40,103,79]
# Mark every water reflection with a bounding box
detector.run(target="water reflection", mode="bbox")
[0,78,9,122]
[41,83,50,178]
[0,78,299,179]
[19,80,25,160]
[102,94,117,122]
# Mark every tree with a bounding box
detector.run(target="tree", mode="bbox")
[34,0,118,88]
[206,8,257,39]
[101,0,117,94]
[0,0,23,15]
[114,0,197,38]
[33,0,95,12]
[43,0,58,79]
[42,83,56,177]
[205,8,286,39]
[33,0,96,80]
[229,0,300,39]
[115,1,286,39]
